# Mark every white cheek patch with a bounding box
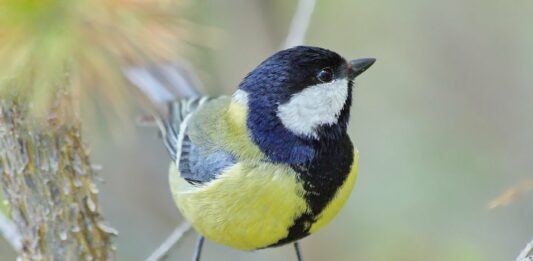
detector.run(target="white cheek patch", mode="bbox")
[276,79,349,138]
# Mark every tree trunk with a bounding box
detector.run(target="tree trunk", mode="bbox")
[0,93,115,261]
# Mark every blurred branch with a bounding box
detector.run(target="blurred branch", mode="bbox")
[0,211,21,252]
[145,222,192,261]
[283,0,317,48]
[516,237,533,261]
[0,92,116,260]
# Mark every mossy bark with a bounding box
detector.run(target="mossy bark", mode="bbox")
[0,93,115,261]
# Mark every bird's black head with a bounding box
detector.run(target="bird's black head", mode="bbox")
[235,46,374,164]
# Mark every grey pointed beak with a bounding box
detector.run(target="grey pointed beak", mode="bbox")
[348,58,376,79]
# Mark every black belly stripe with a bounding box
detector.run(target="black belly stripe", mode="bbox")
[269,133,354,247]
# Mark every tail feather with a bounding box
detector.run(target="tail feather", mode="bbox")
[164,97,211,160]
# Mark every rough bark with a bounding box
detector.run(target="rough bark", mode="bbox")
[0,93,115,261]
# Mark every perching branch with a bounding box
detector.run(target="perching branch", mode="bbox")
[0,92,116,260]
[145,222,192,261]
[283,0,317,48]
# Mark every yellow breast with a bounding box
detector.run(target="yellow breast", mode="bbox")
[169,161,309,250]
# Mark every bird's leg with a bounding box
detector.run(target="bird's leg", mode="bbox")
[193,235,205,261]
[294,241,303,261]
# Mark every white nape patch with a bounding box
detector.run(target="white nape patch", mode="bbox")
[277,79,349,138]
[232,89,249,105]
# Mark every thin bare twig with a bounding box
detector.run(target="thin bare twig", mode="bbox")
[517,237,533,261]
[283,0,317,48]
[145,222,192,261]
[0,211,21,252]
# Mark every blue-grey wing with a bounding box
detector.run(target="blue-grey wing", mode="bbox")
[178,135,236,184]
[170,97,236,185]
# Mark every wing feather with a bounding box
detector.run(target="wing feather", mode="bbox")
[168,97,237,185]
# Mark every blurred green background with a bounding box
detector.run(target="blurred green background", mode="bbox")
[1,0,532,260]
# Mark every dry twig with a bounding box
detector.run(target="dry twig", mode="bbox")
[145,222,192,261]
[488,179,533,209]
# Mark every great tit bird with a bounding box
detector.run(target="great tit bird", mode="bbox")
[128,46,375,261]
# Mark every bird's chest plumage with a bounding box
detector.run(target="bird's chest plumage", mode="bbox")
[170,140,357,251]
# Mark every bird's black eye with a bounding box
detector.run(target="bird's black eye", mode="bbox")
[317,68,333,83]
